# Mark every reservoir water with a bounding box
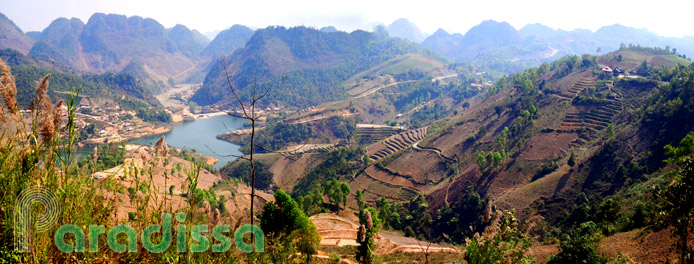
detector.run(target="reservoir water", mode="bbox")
[128,114,245,169]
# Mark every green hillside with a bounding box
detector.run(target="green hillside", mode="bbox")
[0,48,159,108]
[191,26,441,108]
[246,47,694,263]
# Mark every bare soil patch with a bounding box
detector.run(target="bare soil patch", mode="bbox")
[598,228,678,264]
[310,213,459,255]
[516,132,577,161]
[269,152,325,192]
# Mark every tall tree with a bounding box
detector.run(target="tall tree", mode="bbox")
[325,178,350,210]
[261,190,320,263]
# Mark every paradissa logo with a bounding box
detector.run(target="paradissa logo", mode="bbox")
[15,187,264,253]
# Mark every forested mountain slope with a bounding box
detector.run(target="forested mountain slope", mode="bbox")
[192,26,443,108]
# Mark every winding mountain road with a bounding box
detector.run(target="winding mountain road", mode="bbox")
[354,72,460,99]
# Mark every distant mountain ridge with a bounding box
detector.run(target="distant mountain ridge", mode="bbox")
[167,24,210,58]
[4,10,694,89]
[422,20,694,73]
[0,13,34,55]
[2,12,247,86]
[386,18,428,43]
[19,13,204,83]
[200,25,254,60]
[77,13,185,74]
[28,17,85,72]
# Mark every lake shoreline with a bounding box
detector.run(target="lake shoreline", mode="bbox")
[128,114,245,169]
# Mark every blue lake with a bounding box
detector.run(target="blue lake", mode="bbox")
[128,114,245,169]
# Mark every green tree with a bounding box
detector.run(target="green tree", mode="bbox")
[637,60,651,76]
[596,198,620,225]
[485,152,495,168]
[189,101,199,113]
[356,190,365,209]
[606,124,615,138]
[325,178,350,210]
[464,210,535,264]
[529,104,537,116]
[522,79,534,93]
[492,152,504,167]
[475,152,486,169]
[496,127,509,149]
[363,153,371,166]
[328,253,341,264]
[657,158,694,263]
[220,160,273,190]
[547,222,602,264]
[297,186,325,215]
[261,189,320,263]
[376,198,392,229]
[664,135,694,165]
[568,152,576,167]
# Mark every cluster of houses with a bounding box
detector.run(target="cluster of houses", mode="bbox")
[601,66,628,76]
[170,89,196,102]
[297,106,318,114]
[470,81,494,90]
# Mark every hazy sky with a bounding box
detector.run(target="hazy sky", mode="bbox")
[3,0,694,38]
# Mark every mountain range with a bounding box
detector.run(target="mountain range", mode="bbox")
[422,20,694,73]
[0,12,254,86]
[2,11,694,92]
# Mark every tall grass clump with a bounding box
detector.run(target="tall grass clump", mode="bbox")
[0,59,253,263]
[0,58,113,262]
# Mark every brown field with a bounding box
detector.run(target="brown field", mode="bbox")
[495,165,573,212]
[310,213,460,257]
[598,228,678,263]
[516,132,578,161]
[269,152,325,192]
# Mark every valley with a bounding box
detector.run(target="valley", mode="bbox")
[1,7,694,264]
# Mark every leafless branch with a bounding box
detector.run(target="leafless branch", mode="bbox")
[225,111,246,119]
[222,122,240,134]
[204,144,250,161]
[417,240,433,264]
[201,55,300,258]
[204,85,247,120]
[221,58,250,119]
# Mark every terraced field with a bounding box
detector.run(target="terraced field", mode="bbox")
[354,124,405,144]
[559,94,623,133]
[556,78,599,100]
[367,127,428,161]
[279,143,335,155]
[349,173,417,201]
[310,213,459,255]
[555,80,624,148]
